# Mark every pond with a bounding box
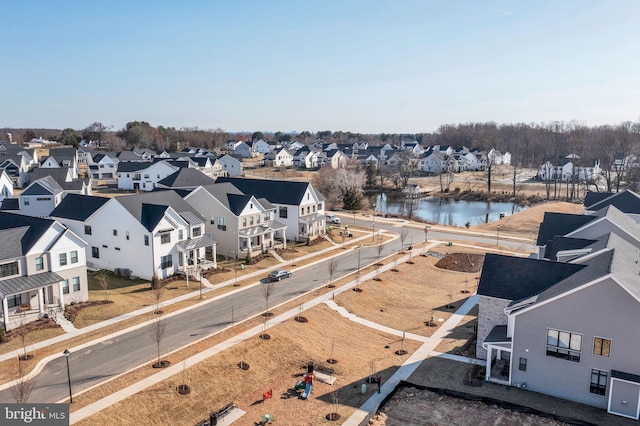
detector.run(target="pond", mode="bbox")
[373,193,529,227]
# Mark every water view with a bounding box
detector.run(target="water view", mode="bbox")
[374,193,529,227]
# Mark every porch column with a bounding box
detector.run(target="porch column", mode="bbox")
[38,288,44,313]
[2,298,8,330]
[58,281,65,308]
[485,346,493,381]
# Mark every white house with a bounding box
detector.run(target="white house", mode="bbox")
[184,183,287,258]
[51,192,217,280]
[0,212,89,331]
[117,161,179,191]
[217,154,243,177]
[216,177,325,241]
[0,170,13,201]
[264,148,294,167]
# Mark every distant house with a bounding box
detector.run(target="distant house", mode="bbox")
[264,148,294,167]
[216,177,325,241]
[323,149,347,169]
[117,161,178,191]
[0,170,13,201]
[0,212,88,331]
[41,147,80,178]
[155,168,216,191]
[217,154,243,177]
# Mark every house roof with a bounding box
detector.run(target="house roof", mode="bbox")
[116,191,204,231]
[227,194,254,216]
[21,176,64,196]
[156,168,215,188]
[117,162,152,172]
[584,190,640,214]
[478,254,585,301]
[0,212,58,257]
[216,177,321,205]
[0,199,19,211]
[29,167,71,184]
[536,212,597,246]
[484,325,511,343]
[0,271,65,298]
[543,236,599,260]
[50,194,110,221]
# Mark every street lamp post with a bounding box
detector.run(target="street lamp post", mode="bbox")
[63,349,72,403]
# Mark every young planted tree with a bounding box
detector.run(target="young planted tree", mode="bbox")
[17,312,32,361]
[149,313,169,368]
[11,358,34,403]
[400,227,408,253]
[151,276,165,315]
[98,271,109,301]
[261,280,276,317]
[327,258,337,288]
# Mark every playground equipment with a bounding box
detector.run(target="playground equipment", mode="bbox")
[294,362,317,399]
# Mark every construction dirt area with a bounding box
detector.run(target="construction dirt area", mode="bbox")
[67,201,633,426]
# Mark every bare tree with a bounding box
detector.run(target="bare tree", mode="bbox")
[400,227,409,253]
[17,312,31,361]
[98,271,109,301]
[10,358,34,403]
[327,258,337,288]
[261,280,276,316]
[149,313,168,368]
[151,276,165,315]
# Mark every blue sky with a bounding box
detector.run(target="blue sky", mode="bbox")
[1,1,639,133]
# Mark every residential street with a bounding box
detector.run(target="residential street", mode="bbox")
[0,219,529,404]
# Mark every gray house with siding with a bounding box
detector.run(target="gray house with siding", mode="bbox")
[477,232,640,420]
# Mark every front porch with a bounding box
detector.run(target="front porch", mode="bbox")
[1,272,66,331]
[483,325,513,385]
[238,221,287,257]
[299,213,325,242]
[177,233,217,274]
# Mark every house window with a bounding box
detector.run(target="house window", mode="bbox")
[178,230,183,240]
[84,225,92,235]
[144,235,149,246]
[126,231,130,240]
[160,232,171,244]
[250,216,254,225]
[210,216,215,225]
[91,246,100,259]
[590,369,608,396]
[144,174,150,179]
[257,215,261,224]
[313,205,316,212]
[192,227,202,237]
[0,261,19,278]
[62,279,70,294]
[70,250,78,264]
[7,294,21,308]
[217,217,227,231]
[242,218,247,227]
[113,229,118,236]
[23,199,29,206]
[72,277,80,292]
[593,337,611,357]
[546,329,581,362]
[264,212,270,221]
[35,256,44,271]
[279,207,287,218]
[519,357,527,371]
[160,255,173,269]
[59,253,68,266]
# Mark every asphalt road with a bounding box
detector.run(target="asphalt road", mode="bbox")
[0,218,530,403]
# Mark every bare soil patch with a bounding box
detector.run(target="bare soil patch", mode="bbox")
[435,253,484,273]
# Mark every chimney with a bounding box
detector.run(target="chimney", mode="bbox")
[6,133,12,144]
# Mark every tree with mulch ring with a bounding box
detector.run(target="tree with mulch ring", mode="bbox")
[326,358,338,364]
[373,277,382,282]
[326,413,341,421]
[295,306,308,323]
[153,360,170,368]
[352,287,363,293]
[394,349,408,355]
[177,384,191,395]
[259,334,271,340]
[237,361,250,370]
[406,260,414,265]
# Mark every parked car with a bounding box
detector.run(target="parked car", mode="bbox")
[267,270,292,282]
[326,214,341,224]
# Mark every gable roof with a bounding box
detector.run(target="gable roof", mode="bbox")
[21,176,63,196]
[216,177,319,205]
[0,212,57,257]
[544,236,599,260]
[478,254,585,301]
[536,212,597,246]
[29,167,71,184]
[227,194,254,216]
[117,162,152,172]
[156,168,215,188]
[50,193,110,221]
[116,191,204,231]
[584,190,640,214]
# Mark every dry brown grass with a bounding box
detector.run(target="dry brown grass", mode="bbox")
[76,304,421,426]
[336,252,479,337]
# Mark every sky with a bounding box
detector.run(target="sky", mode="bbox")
[1,1,639,134]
